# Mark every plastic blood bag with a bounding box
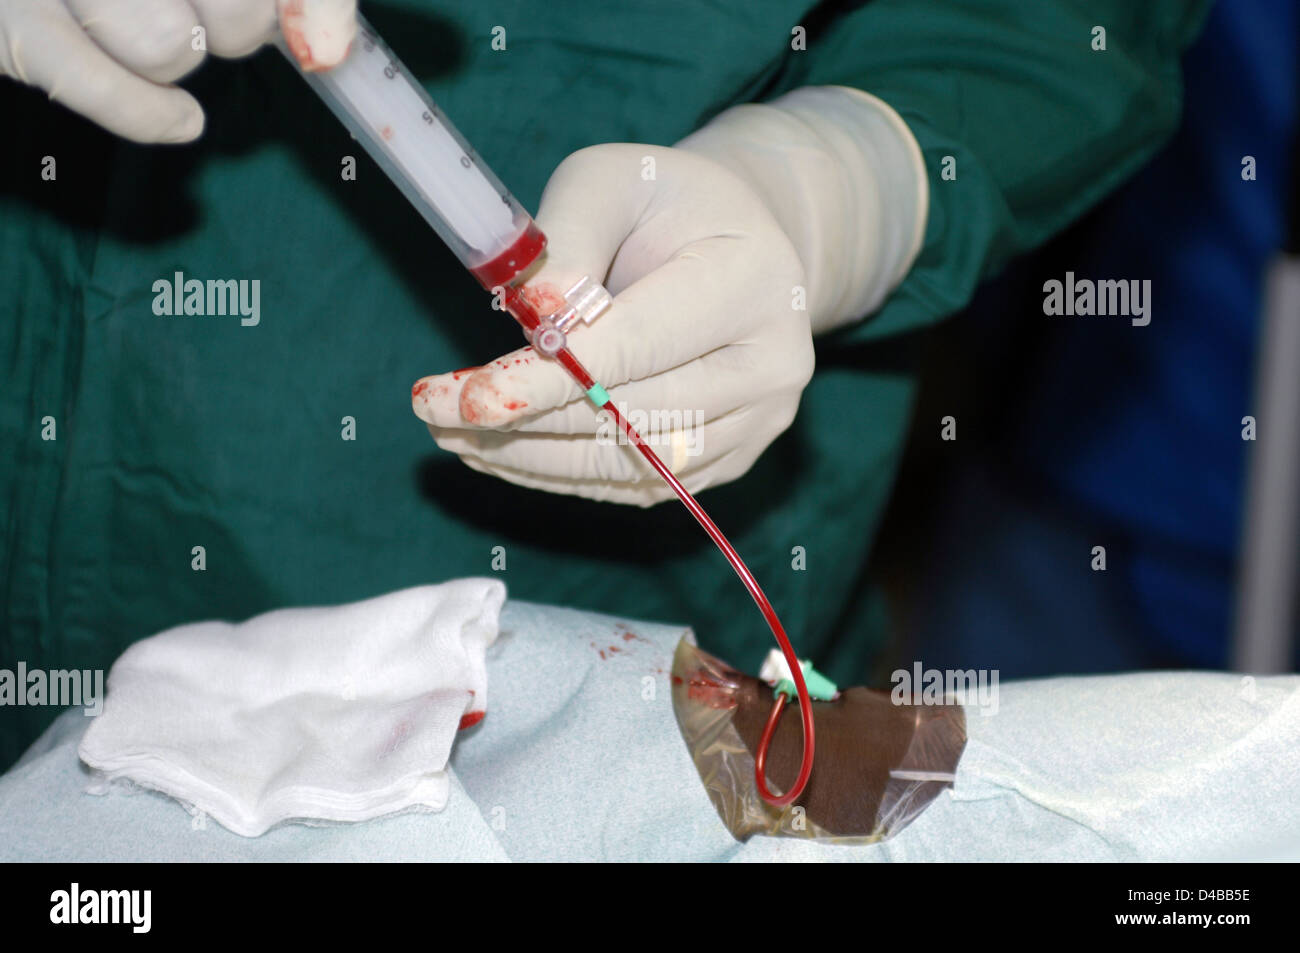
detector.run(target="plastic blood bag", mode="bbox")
[671,639,966,841]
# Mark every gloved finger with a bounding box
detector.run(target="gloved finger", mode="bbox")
[509,327,812,435]
[449,414,788,508]
[65,0,205,84]
[434,238,791,430]
[414,338,782,435]
[188,0,278,58]
[434,429,650,487]
[274,0,358,70]
[411,348,547,429]
[6,1,205,142]
[455,453,671,506]
[429,394,798,485]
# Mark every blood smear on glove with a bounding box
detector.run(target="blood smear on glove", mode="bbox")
[279,0,356,71]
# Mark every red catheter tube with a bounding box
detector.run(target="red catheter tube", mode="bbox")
[478,253,816,808]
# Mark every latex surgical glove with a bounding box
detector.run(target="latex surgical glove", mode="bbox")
[0,0,356,143]
[413,87,928,506]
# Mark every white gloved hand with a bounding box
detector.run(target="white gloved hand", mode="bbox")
[0,0,356,143]
[412,86,928,506]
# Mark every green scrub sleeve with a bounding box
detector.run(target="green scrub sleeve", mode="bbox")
[783,0,1212,341]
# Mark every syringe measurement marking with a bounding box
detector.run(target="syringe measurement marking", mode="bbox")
[321,19,517,249]
[361,42,477,176]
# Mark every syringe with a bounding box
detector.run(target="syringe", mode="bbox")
[279,14,817,807]
[278,14,608,354]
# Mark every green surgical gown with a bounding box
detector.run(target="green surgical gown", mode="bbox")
[0,0,1209,766]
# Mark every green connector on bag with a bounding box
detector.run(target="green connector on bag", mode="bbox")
[774,663,838,702]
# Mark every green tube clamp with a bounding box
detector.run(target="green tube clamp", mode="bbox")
[773,663,838,703]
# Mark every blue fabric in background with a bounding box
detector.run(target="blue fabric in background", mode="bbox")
[1004,0,1297,668]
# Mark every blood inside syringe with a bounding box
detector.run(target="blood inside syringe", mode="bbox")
[467,224,599,390]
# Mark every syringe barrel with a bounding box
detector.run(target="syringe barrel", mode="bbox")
[279,14,545,288]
